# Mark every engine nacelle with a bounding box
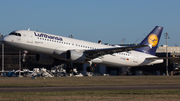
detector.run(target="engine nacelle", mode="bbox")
[66,50,86,63]
[35,54,54,65]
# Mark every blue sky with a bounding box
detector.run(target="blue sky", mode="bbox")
[0,0,180,46]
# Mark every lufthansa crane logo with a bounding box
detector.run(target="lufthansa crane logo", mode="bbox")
[148,34,158,47]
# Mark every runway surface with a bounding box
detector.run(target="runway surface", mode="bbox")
[0,85,180,92]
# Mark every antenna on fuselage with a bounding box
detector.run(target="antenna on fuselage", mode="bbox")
[69,35,73,38]
[28,28,30,31]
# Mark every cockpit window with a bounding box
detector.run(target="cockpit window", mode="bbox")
[9,33,14,35]
[9,32,21,36]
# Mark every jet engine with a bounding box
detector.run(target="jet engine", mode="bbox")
[66,50,86,63]
[35,54,54,65]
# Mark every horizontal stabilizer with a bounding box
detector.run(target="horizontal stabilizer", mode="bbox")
[146,57,177,60]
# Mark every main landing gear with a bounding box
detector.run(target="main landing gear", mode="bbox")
[86,66,95,72]
[66,61,95,73]
[86,61,95,72]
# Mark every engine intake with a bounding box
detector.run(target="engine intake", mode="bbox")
[66,50,86,63]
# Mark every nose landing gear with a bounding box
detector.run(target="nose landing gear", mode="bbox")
[66,62,73,73]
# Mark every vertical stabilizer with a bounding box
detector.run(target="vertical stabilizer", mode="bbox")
[135,26,163,55]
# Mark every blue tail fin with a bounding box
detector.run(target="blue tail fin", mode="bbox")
[135,26,163,55]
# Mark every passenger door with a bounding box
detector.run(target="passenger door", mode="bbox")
[27,31,33,43]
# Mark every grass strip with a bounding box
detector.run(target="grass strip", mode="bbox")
[0,89,180,101]
[0,76,180,87]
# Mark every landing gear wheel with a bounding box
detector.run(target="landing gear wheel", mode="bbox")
[86,66,95,72]
[66,68,73,73]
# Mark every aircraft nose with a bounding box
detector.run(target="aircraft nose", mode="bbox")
[1,35,9,44]
[0,36,5,43]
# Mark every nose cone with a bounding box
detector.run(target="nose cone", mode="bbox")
[1,36,7,44]
[0,35,12,45]
[0,36,5,43]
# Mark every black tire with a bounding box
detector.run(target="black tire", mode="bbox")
[86,66,95,72]
[86,66,90,72]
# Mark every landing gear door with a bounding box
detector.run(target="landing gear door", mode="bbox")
[27,31,33,43]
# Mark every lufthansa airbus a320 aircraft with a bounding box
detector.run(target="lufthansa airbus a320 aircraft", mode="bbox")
[1,26,163,73]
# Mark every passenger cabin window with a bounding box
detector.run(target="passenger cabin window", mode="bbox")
[9,32,21,36]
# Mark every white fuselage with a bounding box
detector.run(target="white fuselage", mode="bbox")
[2,30,163,67]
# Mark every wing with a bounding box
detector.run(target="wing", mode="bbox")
[83,44,148,60]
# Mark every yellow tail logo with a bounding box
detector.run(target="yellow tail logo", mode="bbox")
[148,34,158,47]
